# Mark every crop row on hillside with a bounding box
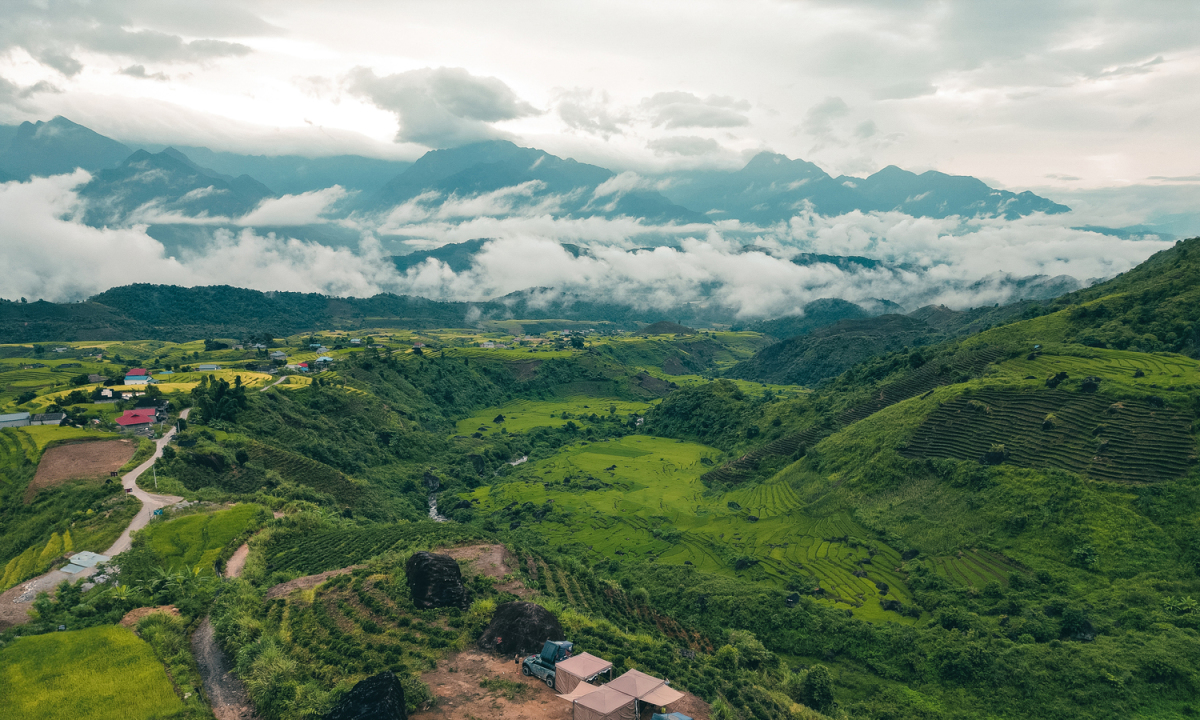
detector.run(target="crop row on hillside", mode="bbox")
[902,389,1196,483]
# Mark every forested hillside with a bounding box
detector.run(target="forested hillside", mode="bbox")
[3,238,1199,720]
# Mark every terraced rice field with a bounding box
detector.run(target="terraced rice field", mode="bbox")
[902,389,1196,483]
[929,549,1021,588]
[462,436,920,621]
[700,346,1007,485]
[992,349,1200,395]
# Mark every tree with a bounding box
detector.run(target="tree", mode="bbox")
[493,414,506,423]
[801,664,835,712]
[570,334,585,349]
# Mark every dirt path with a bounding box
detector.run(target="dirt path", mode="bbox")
[0,409,191,631]
[258,376,286,392]
[193,617,257,720]
[104,407,191,556]
[224,544,250,579]
[264,565,365,600]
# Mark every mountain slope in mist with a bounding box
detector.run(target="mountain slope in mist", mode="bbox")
[664,151,1071,223]
[0,116,131,180]
[370,139,708,224]
[77,148,275,226]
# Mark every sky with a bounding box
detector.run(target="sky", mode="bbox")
[0,1,1197,312]
[2,0,1198,189]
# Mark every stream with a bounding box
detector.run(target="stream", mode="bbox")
[428,493,448,522]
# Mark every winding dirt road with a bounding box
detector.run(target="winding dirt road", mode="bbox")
[0,409,190,630]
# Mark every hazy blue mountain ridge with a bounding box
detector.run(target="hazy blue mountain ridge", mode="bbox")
[0,116,132,180]
[371,139,708,224]
[76,149,275,226]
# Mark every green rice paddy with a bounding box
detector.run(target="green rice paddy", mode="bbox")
[453,397,653,437]
[0,626,183,720]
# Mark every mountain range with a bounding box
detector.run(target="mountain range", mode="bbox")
[1,116,1078,229]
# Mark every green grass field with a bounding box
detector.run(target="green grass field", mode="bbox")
[453,397,653,436]
[460,435,918,622]
[0,625,183,720]
[139,503,262,574]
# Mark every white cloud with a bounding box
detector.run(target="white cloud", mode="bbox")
[0,173,397,301]
[0,172,1174,319]
[238,186,348,226]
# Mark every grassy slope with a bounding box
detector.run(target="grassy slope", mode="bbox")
[139,504,264,574]
[0,626,184,720]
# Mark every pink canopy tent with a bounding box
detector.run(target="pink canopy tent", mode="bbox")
[573,684,635,720]
[555,652,614,694]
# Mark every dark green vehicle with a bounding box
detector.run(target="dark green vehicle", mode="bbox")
[521,640,574,689]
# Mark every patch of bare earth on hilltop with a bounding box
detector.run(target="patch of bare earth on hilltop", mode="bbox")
[119,605,180,628]
[412,649,711,720]
[264,565,365,600]
[442,544,532,598]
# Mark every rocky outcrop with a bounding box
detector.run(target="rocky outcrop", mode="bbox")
[325,672,406,720]
[405,552,468,609]
[478,601,565,656]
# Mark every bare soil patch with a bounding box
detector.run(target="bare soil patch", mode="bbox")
[26,439,136,502]
[411,649,564,720]
[119,604,180,628]
[264,565,365,600]
[412,649,710,720]
[224,543,250,579]
[443,544,531,598]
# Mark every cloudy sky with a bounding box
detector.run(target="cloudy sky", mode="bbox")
[1,1,1197,311]
[2,0,1198,190]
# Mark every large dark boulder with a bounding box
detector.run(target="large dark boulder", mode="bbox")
[478,601,565,656]
[406,552,468,609]
[325,672,406,720]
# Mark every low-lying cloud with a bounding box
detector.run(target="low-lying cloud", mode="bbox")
[0,173,1175,323]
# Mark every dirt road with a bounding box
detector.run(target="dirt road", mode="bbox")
[104,408,191,556]
[0,409,191,630]
[192,617,257,720]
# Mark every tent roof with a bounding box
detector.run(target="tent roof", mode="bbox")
[558,682,599,703]
[558,652,613,679]
[575,685,635,714]
[607,669,664,700]
[641,684,685,706]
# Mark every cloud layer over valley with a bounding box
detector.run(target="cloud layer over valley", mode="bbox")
[0,171,1173,321]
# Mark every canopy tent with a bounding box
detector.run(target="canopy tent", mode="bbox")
[555,652,614,694]
[558,682,599,703]
[651,714,692,720]
[607,669,664,699]
[641,683,685,707]
[573,685,635,720]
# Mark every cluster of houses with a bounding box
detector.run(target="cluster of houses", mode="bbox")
[115,404,167,432]
[0,411,66,428]
[123,368,156,385]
